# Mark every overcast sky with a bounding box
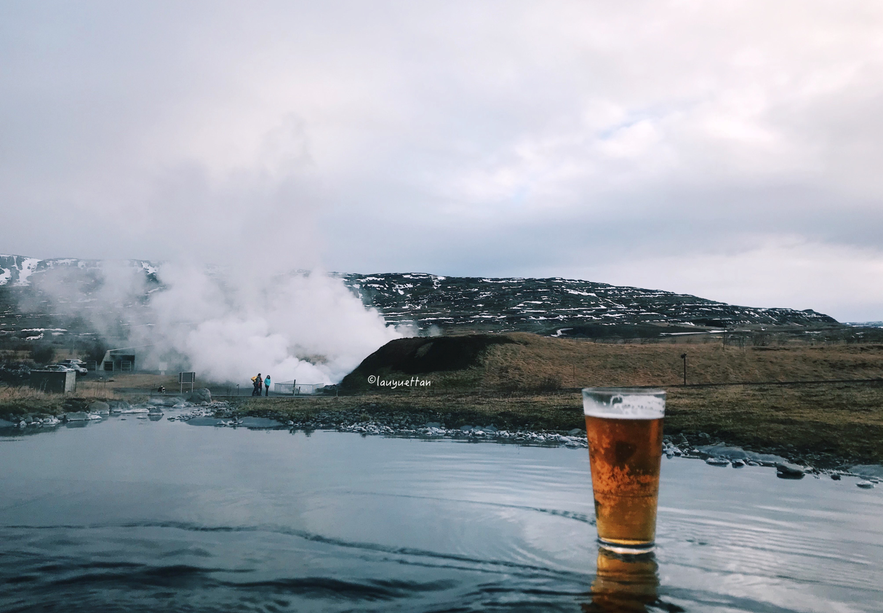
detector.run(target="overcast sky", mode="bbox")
[2,1,882,321]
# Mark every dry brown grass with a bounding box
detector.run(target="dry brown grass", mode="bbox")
[86,373,184,391]
[230,380,883,465]
[0,386,63,408]
[4,334,882,465]
[231,391,585,432]
[665,382,883,464]
[0,384,120,416]
[480,333,883,390]
[277,333,883,465]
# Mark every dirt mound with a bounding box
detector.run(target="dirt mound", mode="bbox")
[340,334,515,391]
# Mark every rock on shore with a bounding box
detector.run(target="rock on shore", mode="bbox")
[694,444,788,466]
[850,465,883,479]
[187,389,212,404]
[4,401,883,482]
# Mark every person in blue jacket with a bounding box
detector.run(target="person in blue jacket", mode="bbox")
[264,374,271,397]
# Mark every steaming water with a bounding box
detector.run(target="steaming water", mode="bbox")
[1,418,881,612]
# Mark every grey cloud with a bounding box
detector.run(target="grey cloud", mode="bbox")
[1,1,882,321]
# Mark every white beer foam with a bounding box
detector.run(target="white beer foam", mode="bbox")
[582,390,665,419]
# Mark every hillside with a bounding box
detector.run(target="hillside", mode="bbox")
[0,255,875,373]
[341,332,883,393]
[0,254,158,287]
[1,255,842,338]
[339,272,839,335]
[335,333,883,464]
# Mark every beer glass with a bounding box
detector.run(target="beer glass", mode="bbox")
[583,387,665,554]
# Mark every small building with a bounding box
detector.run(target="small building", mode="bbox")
[100,347,137,372]
[30,370,76,394]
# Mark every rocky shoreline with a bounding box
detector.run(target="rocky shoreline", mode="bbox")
[3,392,880,487]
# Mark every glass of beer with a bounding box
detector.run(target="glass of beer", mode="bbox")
[583,387,665,554]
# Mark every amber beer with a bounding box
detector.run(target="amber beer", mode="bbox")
[583,388,665,554]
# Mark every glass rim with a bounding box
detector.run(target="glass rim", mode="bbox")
[582,387,666,418]
[582,387,666,395]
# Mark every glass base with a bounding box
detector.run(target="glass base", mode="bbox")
[598,538,655,555]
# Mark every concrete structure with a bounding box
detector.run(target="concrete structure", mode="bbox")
[100,348,137,372]
[30,370,76,394]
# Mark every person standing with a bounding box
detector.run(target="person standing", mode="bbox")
[264,374,271,397]
[252,373,262,396]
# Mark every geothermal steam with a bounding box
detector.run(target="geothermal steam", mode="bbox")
[143,263,406,384]
[19,117,410,383]
[33,261,407,385]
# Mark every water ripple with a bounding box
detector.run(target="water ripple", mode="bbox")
[0,521,584,579]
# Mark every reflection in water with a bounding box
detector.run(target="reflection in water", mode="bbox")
[2,422,882,612]
[583,549,661,612]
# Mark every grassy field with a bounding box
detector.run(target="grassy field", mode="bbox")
[280,333,883,466]
[3,333,882,466]
[224,380,883,467]
[0,384,124,415]
[467,332,883,390]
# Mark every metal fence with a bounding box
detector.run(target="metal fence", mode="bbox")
[273,382,322,395]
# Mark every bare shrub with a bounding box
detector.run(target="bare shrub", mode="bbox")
[534,375,563,392]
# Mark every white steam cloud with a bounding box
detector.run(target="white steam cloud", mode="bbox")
[141,264,405,385]
[10,51,412,372]
[28,260,408,386]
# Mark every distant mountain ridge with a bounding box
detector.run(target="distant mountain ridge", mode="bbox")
[0,255,838,340]
[0,254,157,286]
[338,272,838,337]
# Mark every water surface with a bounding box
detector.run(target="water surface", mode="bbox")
[1,416,881,612]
